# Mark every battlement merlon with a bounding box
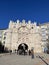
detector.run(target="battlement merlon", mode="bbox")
[8,20,37,29]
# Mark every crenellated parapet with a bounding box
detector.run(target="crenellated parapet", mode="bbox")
[8,20,37,30]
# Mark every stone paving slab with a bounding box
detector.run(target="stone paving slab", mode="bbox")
[41,53,49,64]
[0,53,49,65]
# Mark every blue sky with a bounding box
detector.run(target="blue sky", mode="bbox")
[0,0,49,29]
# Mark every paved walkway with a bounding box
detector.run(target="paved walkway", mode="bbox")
[0,53,49,65]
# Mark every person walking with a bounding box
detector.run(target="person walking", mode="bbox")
[29,50,31,55]
[31,47,34,59]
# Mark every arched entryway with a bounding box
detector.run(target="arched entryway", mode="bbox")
[17,43,28,55]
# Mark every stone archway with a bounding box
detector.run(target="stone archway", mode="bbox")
[17,43,28,55]
[18,43,28,50]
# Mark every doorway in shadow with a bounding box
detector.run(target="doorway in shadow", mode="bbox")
[17,43,28,55]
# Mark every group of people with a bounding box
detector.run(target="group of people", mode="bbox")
[28,49,34,58]
[17,48,34,59]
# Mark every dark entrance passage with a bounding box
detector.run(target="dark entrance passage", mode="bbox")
[17,43,28,55]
